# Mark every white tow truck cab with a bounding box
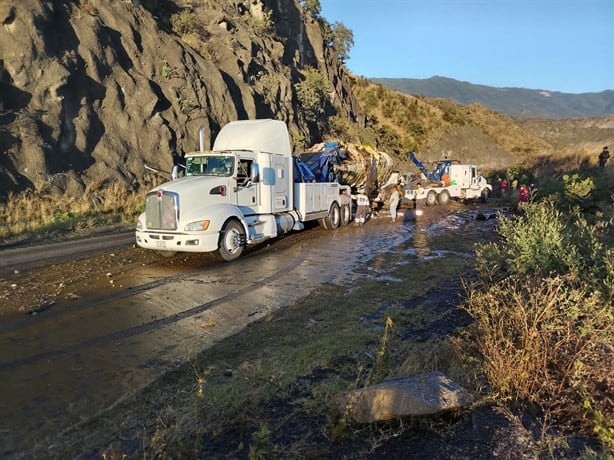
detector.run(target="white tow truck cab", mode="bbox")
[135,119,351,261]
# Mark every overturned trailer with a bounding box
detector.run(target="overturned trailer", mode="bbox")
[298,141,395,197]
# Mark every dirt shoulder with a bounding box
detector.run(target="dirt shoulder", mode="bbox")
[25,204,603,459]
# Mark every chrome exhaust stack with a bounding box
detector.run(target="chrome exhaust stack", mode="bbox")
[199,125,206,153]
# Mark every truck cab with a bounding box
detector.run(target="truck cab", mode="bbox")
[135,119,350,261]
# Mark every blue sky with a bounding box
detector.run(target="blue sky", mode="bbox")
[319,0,613,94]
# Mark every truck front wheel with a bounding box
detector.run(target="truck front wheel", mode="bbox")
[480,188,490,203]
[426,190,438,206]
[217,220,246,261]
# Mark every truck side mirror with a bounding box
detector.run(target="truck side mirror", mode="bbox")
[250,163,260,183]
[171,164,179,180]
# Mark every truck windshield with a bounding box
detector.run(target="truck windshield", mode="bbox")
[185,155,234,177]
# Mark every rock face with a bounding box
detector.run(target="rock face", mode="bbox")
[0,0,364,199]
[335,371,475,423]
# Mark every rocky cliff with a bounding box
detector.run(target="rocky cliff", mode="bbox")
[0,0,364,199]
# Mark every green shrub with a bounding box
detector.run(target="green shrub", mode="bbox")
[563,173,594,200]
[253,71,280,105]
[170,10,197,36]
[294,68,333,122]
[328,114,351,139]
[466,199,613,446]
[359,126,377,146]
[477,200,575,279]
[476,198,611,290]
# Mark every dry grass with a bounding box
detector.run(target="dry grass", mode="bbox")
[0,180,156,242]
[464,197,614,448]
[464,276,612,425]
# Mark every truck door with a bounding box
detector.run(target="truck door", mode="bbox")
[470,166,479,189]
[271,154,291,211]
[236,157,259,213]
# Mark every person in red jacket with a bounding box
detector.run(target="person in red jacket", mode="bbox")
[517,184,530,207]
[500,178,508,196]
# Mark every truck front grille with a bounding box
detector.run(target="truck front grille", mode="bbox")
[145,191,179,230]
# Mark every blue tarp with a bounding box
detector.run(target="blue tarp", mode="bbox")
[296,141,347,183]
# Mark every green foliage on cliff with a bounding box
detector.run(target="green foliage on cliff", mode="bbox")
[294,68,334,122]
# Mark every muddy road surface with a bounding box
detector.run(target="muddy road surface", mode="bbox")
[0,204,495,456]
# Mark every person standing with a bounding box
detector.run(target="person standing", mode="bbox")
[599,146,610,168]
[500,178,508,196]
[353,188,370,226]
[517,184,530,207]
[389,186,401,222]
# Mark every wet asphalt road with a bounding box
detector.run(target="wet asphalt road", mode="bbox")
[0,211,430,456]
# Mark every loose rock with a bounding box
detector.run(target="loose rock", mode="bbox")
[334,371,474,423]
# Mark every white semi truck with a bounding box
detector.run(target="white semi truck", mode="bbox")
[135,119,352,261]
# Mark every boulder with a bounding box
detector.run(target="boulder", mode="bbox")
[334,371,474,423]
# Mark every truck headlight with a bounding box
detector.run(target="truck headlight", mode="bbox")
[136,218,143,230]
[185,220,210,231]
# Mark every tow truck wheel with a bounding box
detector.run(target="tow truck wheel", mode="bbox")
[322,202,340,230]
[157,251,177,258]
[438,190,450,205]
[340,204,351,226]
[426,190,438,206]
[480,188,490,203]
[217,220,245,261]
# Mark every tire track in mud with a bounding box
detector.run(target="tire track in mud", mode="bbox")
[0,249,308,370]
[1,206,488,455]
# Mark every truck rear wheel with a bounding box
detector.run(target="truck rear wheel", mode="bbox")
[426,190,438,206]
[438,190,450,205]
[321,202,340,230]
[217,220,245,261]
[340,204,351,226]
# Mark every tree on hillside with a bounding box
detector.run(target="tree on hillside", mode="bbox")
[324,21,354,63]
[300,0,321,19]
[294,68,333,122]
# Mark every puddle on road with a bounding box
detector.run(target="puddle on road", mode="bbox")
[0,205,499,455]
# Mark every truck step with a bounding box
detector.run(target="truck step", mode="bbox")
[249,233,266,242]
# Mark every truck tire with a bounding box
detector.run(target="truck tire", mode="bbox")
[321,202,340,230]
[426,190,438,206]
[480,188,490,203]
[157,251,178,258]
[217,220,245,261]
[340,204,351,226]
[438,190,450,205]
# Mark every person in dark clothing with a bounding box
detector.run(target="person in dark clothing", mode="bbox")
[598,146,610,168]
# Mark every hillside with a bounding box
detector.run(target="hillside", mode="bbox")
[0,0,611,206]
[372,76,614,119]
[516,116,614,155]
[347,77,554,171]
[0,0,363,200]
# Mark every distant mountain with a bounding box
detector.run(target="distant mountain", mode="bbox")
[371,76,614,119]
